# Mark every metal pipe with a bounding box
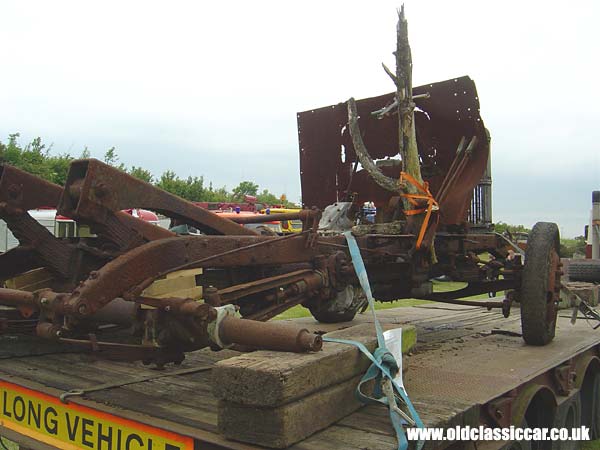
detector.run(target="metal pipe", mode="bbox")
[218,315,322,352]
[0,289,137,327]
[228,212,304,224]
[88,298,138,326]
[592,191,600,259]
[0,288,35,308]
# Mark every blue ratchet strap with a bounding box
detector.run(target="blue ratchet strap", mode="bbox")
[322,231,424,450]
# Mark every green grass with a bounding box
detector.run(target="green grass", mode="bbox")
[581,440,600,450]
[275,280,492,320]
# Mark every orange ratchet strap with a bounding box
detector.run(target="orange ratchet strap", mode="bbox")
[399,172,439,250]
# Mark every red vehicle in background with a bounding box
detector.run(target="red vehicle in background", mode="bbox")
[194,195,287,214]
[188,195,289,235]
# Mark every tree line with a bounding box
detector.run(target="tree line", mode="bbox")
[494,221,586,258]
[0,134,294,206]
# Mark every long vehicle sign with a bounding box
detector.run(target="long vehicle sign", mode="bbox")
[0,380,194,450]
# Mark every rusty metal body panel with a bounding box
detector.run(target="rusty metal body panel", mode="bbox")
[298,76,489,226]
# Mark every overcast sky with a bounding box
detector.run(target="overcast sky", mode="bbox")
[1,1,598,237]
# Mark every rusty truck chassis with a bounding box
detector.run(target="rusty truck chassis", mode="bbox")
[0,77,561,365]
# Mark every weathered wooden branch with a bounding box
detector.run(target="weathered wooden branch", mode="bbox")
[347,98,406,194]
[395,5,422,189]
[371,99,398,118]
[347,5,434,253]
[382,63,399,86]
[372,94,430,119]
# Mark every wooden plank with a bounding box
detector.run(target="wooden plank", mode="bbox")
[141,268,203,299]
[166,268,203,279]
[213,324,416,407]
[0,335,81,359]
[0,373,255,450]
[102,382,220,432]
[4,268,53,291]
[142,275,196,297]
[153,286,203,299]
[291,424,399,450]
[3,305,600,450]
[218,374,368,448]
[335,405,395,436]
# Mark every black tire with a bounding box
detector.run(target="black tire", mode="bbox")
[520,222,561,346]
[568,260,600,282]
[308,285,366,323]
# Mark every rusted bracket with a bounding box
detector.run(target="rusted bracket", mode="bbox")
[553,360,576,395]
[487,390,517,428]
[59,159,256,236]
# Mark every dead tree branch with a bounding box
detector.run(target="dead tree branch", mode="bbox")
[382,62,399,86]
[395,5,422,188]
[346,6,425,211]
[347,98,406,194]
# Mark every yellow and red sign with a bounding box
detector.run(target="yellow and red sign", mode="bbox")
[0,380,194,450]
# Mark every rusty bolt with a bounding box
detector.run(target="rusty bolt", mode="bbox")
[164,305,171,312]
[40,297,49,305]
[495,409,503,418]
[78,303,88,315]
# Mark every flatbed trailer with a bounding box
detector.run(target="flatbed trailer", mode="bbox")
[1,303,599,450]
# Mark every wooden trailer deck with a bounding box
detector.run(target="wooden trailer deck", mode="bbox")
[1,303,600,450]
